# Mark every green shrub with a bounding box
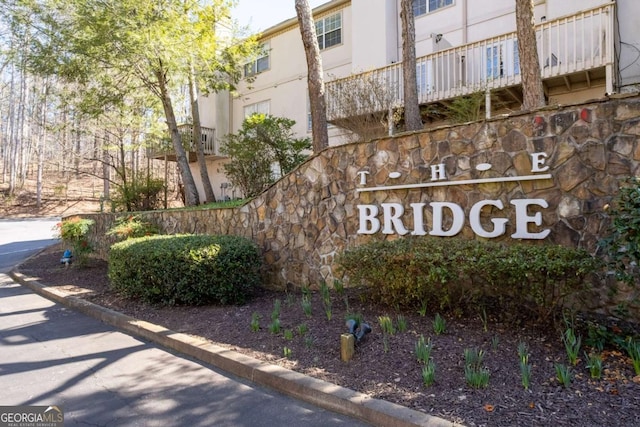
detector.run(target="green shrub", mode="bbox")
[112,176,165,212]
[108,234,262,306]
[337,237,599,323]
[599,177,640,286]
[55,216,95,266]
[106,215,160,241]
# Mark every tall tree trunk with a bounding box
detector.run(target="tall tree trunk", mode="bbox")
[155,67,199,206]
[516,0,546,110]
[8,63,17,195]
[117,135,130,211]
[16,67,27,185]
[295,0,329,152]
[36,79,48,209]
[102,129,110,208]
[400,0,422,132]
[60,107,68,176]
[93,129,99,174]
[74,114,81,176]
[188,66,216,203]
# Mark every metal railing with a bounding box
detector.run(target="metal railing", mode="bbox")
[177,124,218,156]
[149,125,218,159]
[326,4,614,120]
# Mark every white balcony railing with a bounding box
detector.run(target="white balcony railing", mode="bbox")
[326,4,614,121]
[177,124,218,156]
[148,125,219,161]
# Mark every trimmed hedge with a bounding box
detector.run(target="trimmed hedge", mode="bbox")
[337,237,600,323]
[108,234,262,306]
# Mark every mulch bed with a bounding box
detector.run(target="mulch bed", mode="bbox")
[18,244,640,426]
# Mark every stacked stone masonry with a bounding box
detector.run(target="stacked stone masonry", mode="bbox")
[83,95,640,314]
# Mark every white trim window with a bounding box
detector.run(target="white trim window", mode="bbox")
[244,43,270,77]
[316,12,342,50]
[243,100,270,118]
[416,60,434,98]
[413,0,453,17]
[485,40,520,80]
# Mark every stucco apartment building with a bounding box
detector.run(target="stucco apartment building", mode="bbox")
[176,0,640,202]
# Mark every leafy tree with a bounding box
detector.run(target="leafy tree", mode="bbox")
[516,0,546,109]
[221,114,311,198]
[295,0,328,152]
[8,0,258,206]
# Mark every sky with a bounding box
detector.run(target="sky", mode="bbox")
[231,0,329,32]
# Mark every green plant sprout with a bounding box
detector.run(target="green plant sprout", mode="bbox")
[554,363,572,388]
[464,348,485,370]
[250,312,261,332]
[297,323,309,336]
[301,295,313,317]
[301,285,311,299]
[491,335,500,351]
[433,314,446,335]
[378,315,395,352]
[271,299,281,321]
[479,307,488,332]
[378,315,395,335]
[269,318,281,334]
[518,342,531,390]
[422,360,436,386]
[418,301,428,317]
[562,328,582,366]
[415,335,433,364]
[517,342,529,365]
[464,347,490,388]
[320,280,332,320]
[626,339,640,375]
[465,365,490,388]
[396,315,408,333]
[520,361,532,390]
[585,352,603,379]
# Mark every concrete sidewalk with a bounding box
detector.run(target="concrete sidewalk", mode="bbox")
[9,268,460,427]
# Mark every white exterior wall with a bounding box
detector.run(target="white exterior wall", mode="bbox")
[197,94,217,129]
[616,0,640,92]
[232,3,353,144]
[203,0,639,153]
[546,0,612,20]
[189,158,236,202]
[351,0,398,71]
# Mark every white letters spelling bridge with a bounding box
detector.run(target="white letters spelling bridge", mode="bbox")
[356,152,553,239]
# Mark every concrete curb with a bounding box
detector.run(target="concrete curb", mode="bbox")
[9,269,462,427]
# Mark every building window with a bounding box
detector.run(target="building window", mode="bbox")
[416,60,433,98]
[413,0,453,17]
[244,43,270,77]
[485,40,520,79]
[316,12,342,50]
[243,100,270,118]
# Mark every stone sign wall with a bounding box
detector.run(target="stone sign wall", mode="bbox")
[82,95,640,306]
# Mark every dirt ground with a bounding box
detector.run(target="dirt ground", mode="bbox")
[16,245,640,427]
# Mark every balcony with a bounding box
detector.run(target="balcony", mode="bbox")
[326,4,614,123]
[150,125,222,162]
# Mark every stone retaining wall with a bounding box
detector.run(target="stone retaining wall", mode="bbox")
[81,95,640,316]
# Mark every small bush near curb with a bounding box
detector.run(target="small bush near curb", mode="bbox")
[108,234,262,306]
[55,216,95,266]
[337,237,600,323]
